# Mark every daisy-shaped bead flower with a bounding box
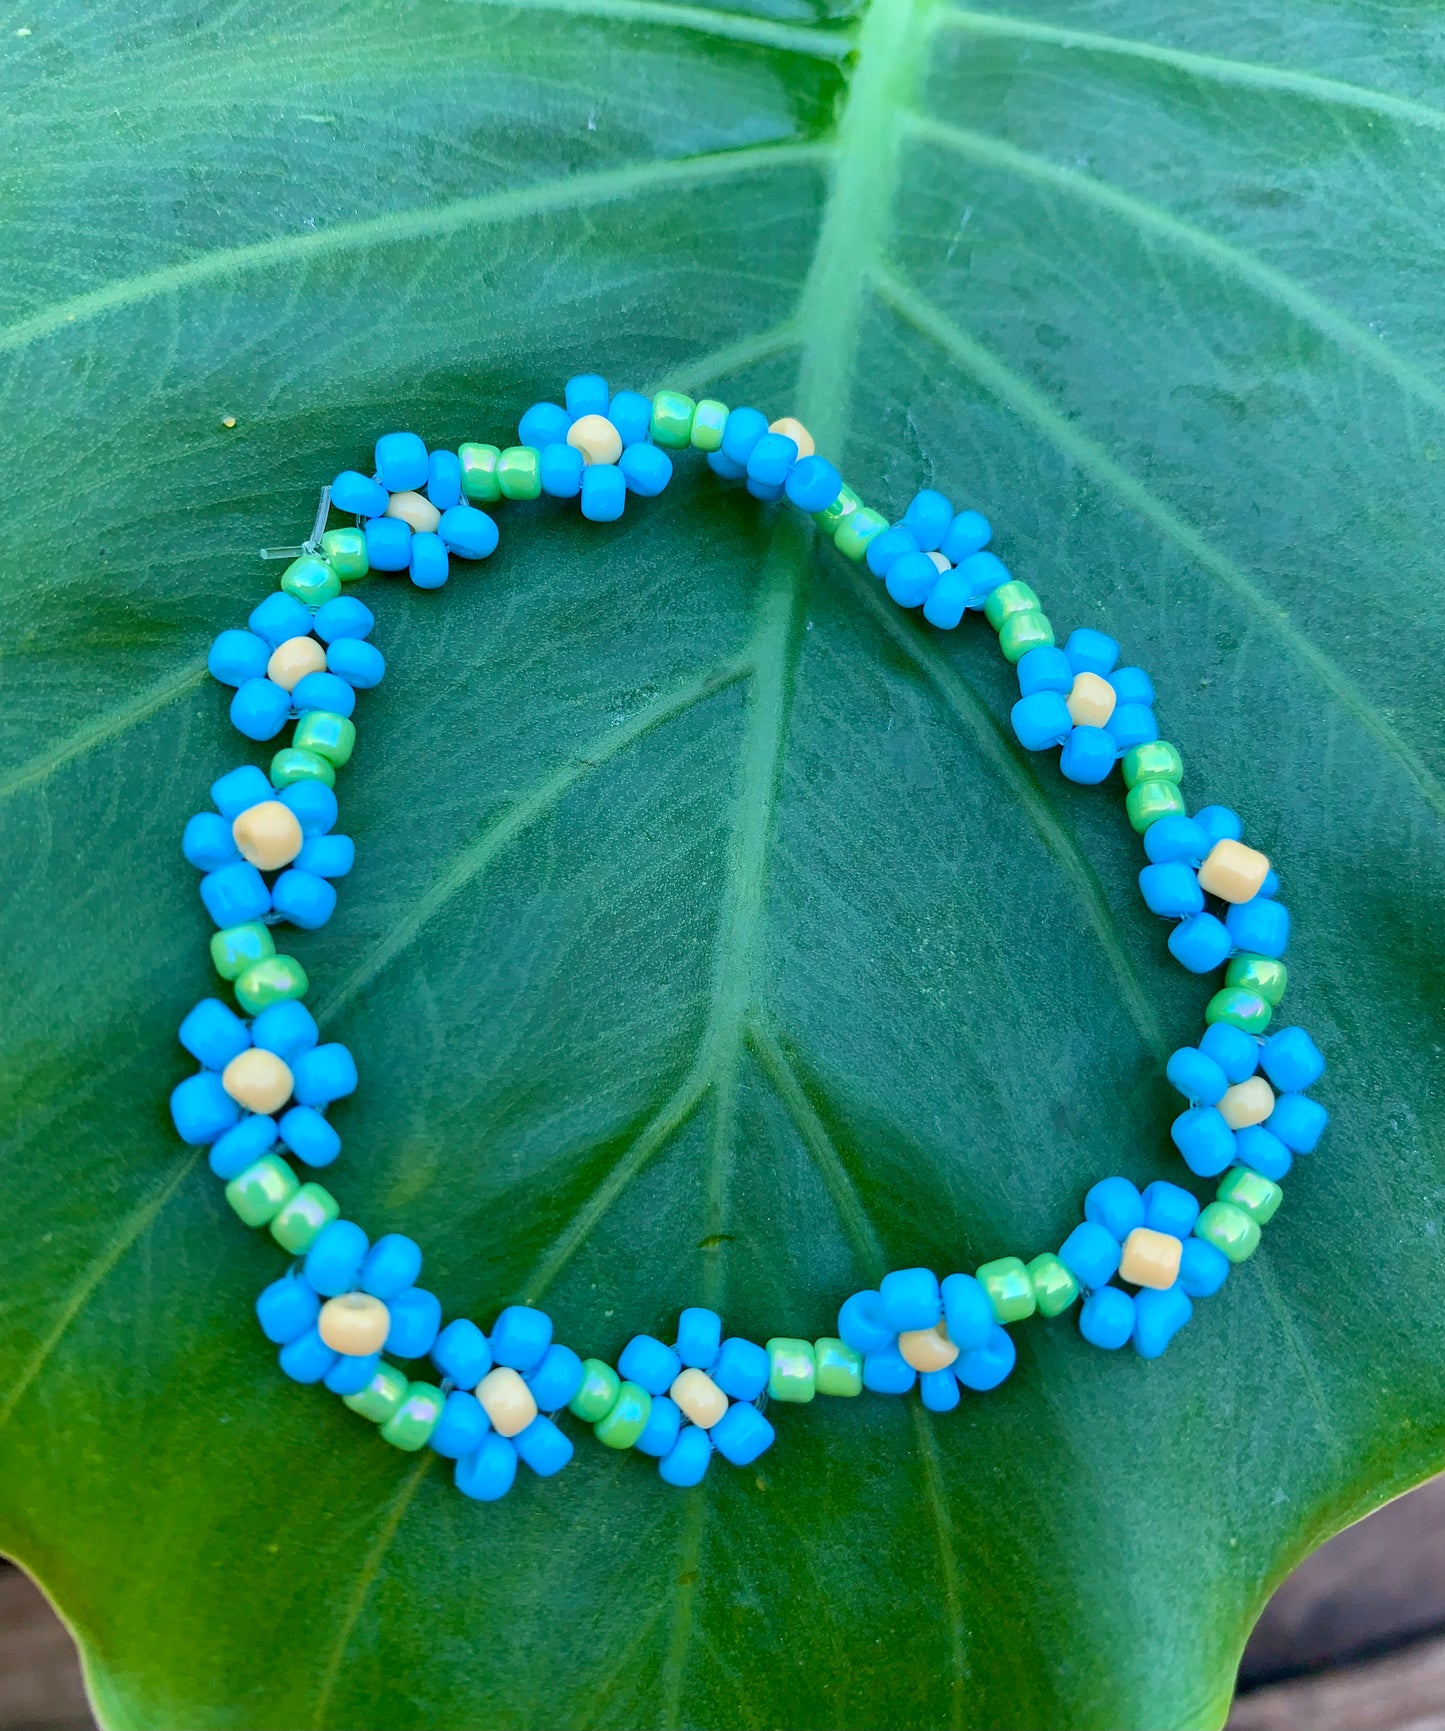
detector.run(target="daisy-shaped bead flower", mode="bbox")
[332,430,499,590]
[837,1267,1018,1416]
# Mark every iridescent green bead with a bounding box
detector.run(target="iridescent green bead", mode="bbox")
[650,390,696,449]
[225,1154,299,1228]
[766,1338,816,1403]
[234,954,309,1015]
[983,580,1040,629]
[1195,1200,1261,1263]
[320,527,368,581]
[1026,1252,1080,1318]
[593,1380,651,1449]
[997,610,1055,664]
[1205,984,1273,1034]
[459,443,502,502]
[833,507,888,561]
[292,710,355,769]
[280,555,341,608]
[1226,954,1288,1006]
[380,1382,446,1451]
[689,398,728,451]
[344,1361,409,1425]
[270,746,335,790]
[497,446,541,500]
[1217,1167,1283,1225]
[269,1181,339,1254]
[1122,740,1183,789]
[210,921,274,981]
[1126,778,1187,833]
[568,1358,621,1423]
[813,483,860,533]
[813,1336,863,1396]
[978,1255,1037,1323]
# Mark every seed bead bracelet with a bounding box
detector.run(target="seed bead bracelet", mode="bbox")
[168,371,1329,1502]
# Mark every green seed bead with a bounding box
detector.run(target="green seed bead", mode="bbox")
[978,1255,1037,1324]
[813,1337,863,1397]
[813,483,861,533]
[280,554,341,608]
[292,710,355,769]
[320,527,368,581]
[568,1359,621,1423]
[983,581,1041,630]
[593,1380,651,1449]
[210,921,274,981]
[997,610,1055,664]
[225,1154,299,1228]
[270,746,335,790]
[459,443,502,502]
[269,1181,339,1254]
[344,1361,410,1425]
[833,507,889,561]
[1226,954,1288,1006]
[497,446,541,500]
[1194,1200,1261,1263]
[1205,984,1273,1034]
[689,398,728,451]
[1122,740,1184,789]
[1126,778,1187,833]
[766,1338,816,1403]
[1026,1252,1080,1318]
[650,390,696,449]
[234,954,309,1016]
[380,1382,446,1451]
[1217,1167,1283,1226]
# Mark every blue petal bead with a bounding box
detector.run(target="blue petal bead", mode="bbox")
[291,1043,358,1108]
[1226,897,1290,959]
[271,869,337,931]
[208,1113,278,1179]
[327,639,386,689]
[540,442,584,499]
[432,1319,492,1388]
[1064,628,1120,677]
[386,1288,442,1359]
[607,391,652,448]
[1195,805,1243,845]
[921,568,971,629]
[409,531,449,589]
[183,812,240,872]
[1108,666,1155,707]
[455,1433,517,1501]
[634,1395,683,1458]
[179,997,250,1069]
[429,1391,490,1459]
[360,1234,424,1300]
[292,671,356,719]
[1058,1221,1121,1290]
[1234,1124,1292,1180]
[1171,1106,1237,1177]
[745,432,797,487]
[325,1351,382,1396]
[565,374,609,418]
[1139,861,1205,919]
[490,1305,552,1373]
[618,1335,682,1397]
[1079,1288,1134,1350]
[519,402,572,449]
[375,431,428,492]
[920,1367,961,1412]
[785,455,841,513]
[1016,645,1073,696]
[711,1401,774,1466]
[581,463,625,522]
[209,629,271,687]
[885,551,942,608]
[1267,1093,1328,1154]
[1133,1285,1193,1359]
[1060,726,1116,784]
[1141,1180,1200,1239]
[939,509,991,563]
[862,1344,916,1395]
[229,678,291,742]
[1085,1176,1144,1242]
[278,1105,341,1168]
[427,449,462,510]
[1144,815,1211,866]
[865,524,920,578]
[278,1326,339,1384]
[720,406,768,467]
[331,470,389,518]
[514,1414,574,1477]
[1261,1026,1326,1093]
[955,1325,1015,1390]
[619,443,673,497]
[364,516,412,572]
[1168,912,1232,974]
[249,1000,318,1062]
[955,549,1010,605]
[1178,1237,1231,1298]
[1166,1046,1229,1106]
[211,763,272,819]
[902,488,953,551]
[526,1344,585,1412]
[1011,691,1073,752]
[1107,703,1159,752]
[880,1267,941,1332]
[248,593,313,648]
[675,1307,722,1370]
[297,834,355,879]
[712,1337,769,1401]
[941,1272,997,1350]
[745,475,785,503]
[706,449,746,480]
[659,1425,712,1487]
[200,862,270,928]
[1260,868,1281,898]
[438,505,499,560]
[303,1219,369,1297]
[837,1289,894,1356]
[278,780,338,836]
[1199,1022,1259,1082]
[256,1275,320,1345]
[314,597,374,643]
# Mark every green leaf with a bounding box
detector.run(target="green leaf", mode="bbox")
[2,0,1442,1725]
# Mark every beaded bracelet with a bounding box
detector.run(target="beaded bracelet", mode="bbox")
[169,372,1328,1500]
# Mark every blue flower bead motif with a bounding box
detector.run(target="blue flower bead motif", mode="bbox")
[861,489,999,628]
[332,432,501,590]
[524,376,677,522]
[834,1268,1017,1405]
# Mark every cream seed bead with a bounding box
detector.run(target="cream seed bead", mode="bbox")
[385,490,442,534]
[1067,671,1117,728]
[231,800,304,871]
[1218,1076,1276,1129]
[768,416,815,458]
[897,1323,959,1373]
[1119,1226,1183,1290]
[476,1366,537,1437]
[318,1292,391,1356]
[925,550,951,574]
[221,1047,294,1114]
[1197,838,1270,903]
[267,636,326,692]
[566,414,623,467]
[669,1367,728,1429]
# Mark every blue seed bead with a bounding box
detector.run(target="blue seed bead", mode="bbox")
[745,475,785,503]
[920,1367,961,1412]
[455,1432,517,1501]
[880,1267,942,1332]
[209,629,271,687]
[1016,645,1073,696]
[634,1394,683,1458]
[386,1288,442,1358]
[1260,868,1281,897]
[256,1274,320,1345]
[619,443,673,497]
[514,1413,574,1477]
[1234,1125,1292,1181]
[565,374,609,418]
[361,1234,424,1300]
[1267,1093,1328,1154]
[886,551,942,608]
[375,431,428,492]
[331,470,389,518]
[278,1105,341,1168]
[526,1344,585,1412]
[297,834,354,879]
[409,531,449,589]
[278,1325,339,1384]
[303,1218,369,1297]
[291,1043,358,1108]
[902,489,953,551]
[956,549,1010,605]
[865,524,921,577]
[711,1401,774,1466]
[519,402,572,449]
[1195,805,1243,845]
[1168,912,1232,974]
[540,442,584,498]
[327,639,386,690]
[1060,726,1116,784]
[211,764,273,821]
[720,406,768,467]
[491,1305,552,1373]
[921,567,971,629]
[429,1391,490,1459]
[746,432,798,488]
[364,516,412,573]
[706,449,746,480]
[1139,861,1205,919]
[1171,1106,1237,1177]
[271,869,337,932]
[1133,1285,1193,1359]
[250,1000,318,1061]
[314,596,374,643]
[712,1337,769,1401]
[248,593,313,648]
[837,1289,893,1355]
[183,812,240,871]
[1144,815,1211,866]
[1108,703,1159,752]
[427,449,462,510]
[939,509,991,563]
[862,1344,916,1395]
[1178,1237,1231,1298]
[955,1325,1015,1390]
[325,1351,381,1396]
[278,780,338,837]
[1199,1022,1260,1082]
[1085,1176,1145,1241]
[200,862,270,928]
[1011,691,1073,751]
[432,1319,493,1388]
[179,997,250,1069]
[438,505,500,560]
[618,1335,682,1396]
[229,678,291,742]
[1226,898,1290,959]
[1142,1180,1201,1239]
[1079,1288,1135,1350]
[659,1425,713,1487]
[292,671,356,719]
[1108,666,1155,707]
[1064,629,1120,677]
[1058,1221,1121,1290]
[1261,1026,1325,1093]
[208,1113,278,1179]
[1166,1046,1229,1106]
[608,390,652,448]
[785,455,841,513]
[675,1307,722,1370]
[581,463,625,522]
[940,1273,995,1350]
